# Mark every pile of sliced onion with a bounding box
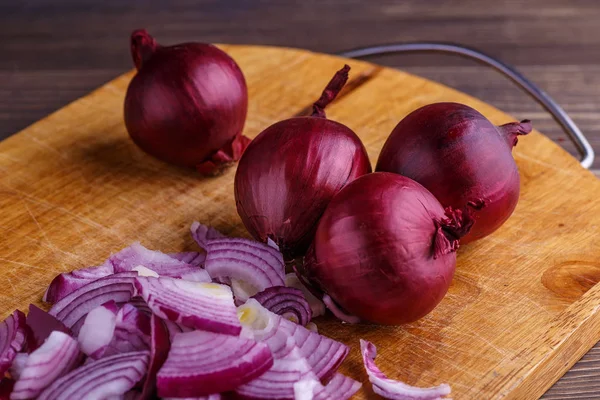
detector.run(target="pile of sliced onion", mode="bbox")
[0,222,451,399]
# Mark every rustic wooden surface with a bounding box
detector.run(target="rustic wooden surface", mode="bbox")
[2,44,600,399]
[2,1,600,398]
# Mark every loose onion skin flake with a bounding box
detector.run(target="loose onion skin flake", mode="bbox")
[302,173,476,325]
[124,30,249,174]
[361,339,450,399]
[376,102,531,243]
[156,330,273,398]
[235,65,371,260]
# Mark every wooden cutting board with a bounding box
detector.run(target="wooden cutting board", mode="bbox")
[1,44,600,399]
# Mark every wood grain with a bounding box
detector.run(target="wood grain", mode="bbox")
[2,44,600,399]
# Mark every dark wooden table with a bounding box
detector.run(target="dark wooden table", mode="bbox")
[1,1,599,397]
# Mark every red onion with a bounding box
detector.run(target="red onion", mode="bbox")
[110,242,211,282]
[203,236,285,299]
[239,299,348,381]
[78,301,119,357]
[49,272,137,334]
[11,331,81,399]
[140,314,170,399]
[0,311,29,375]
[37,351,149,400]
[26,305,71,351]
[0,379,14,399]
[294,373,362,400]
[360,339,450,399]
[43,261,114,304]
[156,330,273,397]
[301,172,476,325]
[235,65,371,259]
[235,336,314,399]
[376,102,531,243]
[168,251,206,267]
[251,286,312,326]
[134,277,241,335]
[124,29,249,174]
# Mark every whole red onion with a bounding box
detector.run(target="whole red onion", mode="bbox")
[376,102,531,243]
[234,65,371,260]
[301,172,476,325]
[124,30,249,174]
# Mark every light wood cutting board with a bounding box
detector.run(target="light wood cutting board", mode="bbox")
[1,45,600,399]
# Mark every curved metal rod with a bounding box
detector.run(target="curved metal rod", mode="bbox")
[338,42,594,169]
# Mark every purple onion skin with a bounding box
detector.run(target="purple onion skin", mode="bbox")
[303,173,463,325]
[376,102,531,243]
[124,30,249,172]
[236,117,371,259]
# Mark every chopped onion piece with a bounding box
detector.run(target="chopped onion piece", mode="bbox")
[157,330,273,397]
[140,315,170,400]
[132,265,159,278]
[110,242,211,282]
[78,301,119,358]
[106,304,151,355]
[251,286,312,326]
[190,221,225,249]
[294,373,361,400]
[236,336,314,399]
[128,296,152,315]
[11,331,81,399]
[37,351,149,400]
[163,320,193,342]
[360,339,451,399]
[0,310,29,375]
[43,261,114,304]
[0,379,15,399]
[164,396,220,400]
[239,300,348,380]
[204,237,285,296]
[168,251,206,267]
[26,305,71,351]
[49,272,137,335]
[231,279,259,304]
[285,273,325,318]
[9,353,28,381]
[135,277,241,335]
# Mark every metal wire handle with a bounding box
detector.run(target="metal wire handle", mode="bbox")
[338,42,594,169]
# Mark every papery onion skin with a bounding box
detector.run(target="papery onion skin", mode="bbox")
[235,65,371,259]
[376,102,531,243]
[124,29,249,173]
[302,172,474,325]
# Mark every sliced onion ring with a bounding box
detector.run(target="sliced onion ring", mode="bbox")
[157,330,273,397]
[135,277,241,335]
[238,299,348,381]
[49,272,137,335]
[43,261,114,304]
[37,351,149,400]
[360,339,451,399]
[0,310,29,375]
[251,286,312,326]
[204,237,285,298]
[11,331,81,399]
[190,221,225,249]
